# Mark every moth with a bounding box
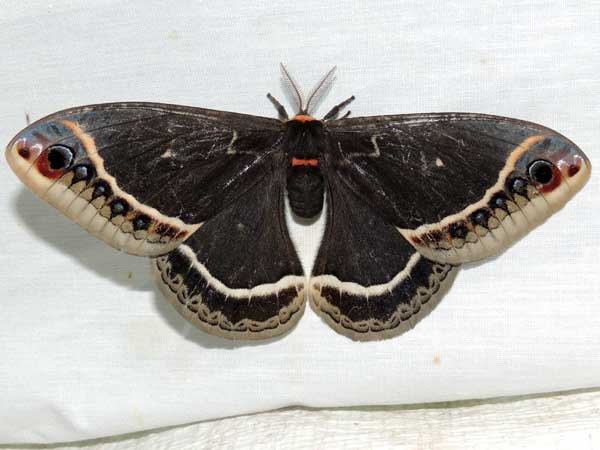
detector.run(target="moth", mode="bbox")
[6,66,591,341]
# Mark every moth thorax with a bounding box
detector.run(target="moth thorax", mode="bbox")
[283,119,327,158]
[286,166,324,218]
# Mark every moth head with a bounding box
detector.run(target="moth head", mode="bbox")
[517,135,591,195]
[5,117,84,183]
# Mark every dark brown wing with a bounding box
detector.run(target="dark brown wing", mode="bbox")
[325,113,590,264]
[153,167,306,340]
[309,113,589,340]
[310,170,459,340]
[6,102,284,256]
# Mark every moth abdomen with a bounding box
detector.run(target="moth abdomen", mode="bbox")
[286,165,325,218]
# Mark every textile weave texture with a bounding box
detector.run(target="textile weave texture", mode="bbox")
[0,0,598,443]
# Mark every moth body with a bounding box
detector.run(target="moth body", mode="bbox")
[283,115,327,218]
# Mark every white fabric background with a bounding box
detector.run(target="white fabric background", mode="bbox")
[5,390,600,450]
[0,0,598,444]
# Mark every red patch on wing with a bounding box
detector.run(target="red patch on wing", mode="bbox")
[36,150,64,179]
[568,162,581,177]
[538,165,562,193]
[18,147,31,159]
[411,236,423,246]
[292,157,319,167]
[14,139,36,160]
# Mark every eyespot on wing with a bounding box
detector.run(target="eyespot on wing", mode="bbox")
[6,118,86,189]
[517,134,591,202]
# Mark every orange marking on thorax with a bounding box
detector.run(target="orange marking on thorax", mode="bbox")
[291,114,316,123]
[292,157,319,167]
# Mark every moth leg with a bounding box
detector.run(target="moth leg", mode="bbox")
[323,95,355,121]
[266,93,289,121]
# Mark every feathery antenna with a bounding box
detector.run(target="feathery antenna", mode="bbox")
[280,63,305,113]
[305,66,337,115]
